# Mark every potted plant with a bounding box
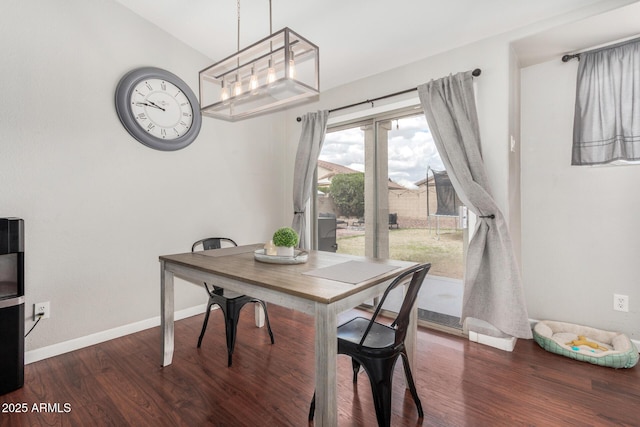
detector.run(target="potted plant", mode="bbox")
[272,227,299,257]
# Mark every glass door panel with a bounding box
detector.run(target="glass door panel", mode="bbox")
[316,125,367,257]
[381,114,465,329]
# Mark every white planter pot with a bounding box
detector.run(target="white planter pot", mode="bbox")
[276,246,294,257]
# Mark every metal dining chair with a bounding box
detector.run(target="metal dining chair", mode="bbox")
[192,237,274,366]
[309,263,431,427]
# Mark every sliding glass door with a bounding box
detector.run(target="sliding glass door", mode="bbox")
[314,109,466,331]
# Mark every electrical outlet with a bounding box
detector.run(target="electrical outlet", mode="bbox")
[613,294,629,312]
[33,301,50,320]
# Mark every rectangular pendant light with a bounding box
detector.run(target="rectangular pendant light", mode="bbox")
[199,27,319,121]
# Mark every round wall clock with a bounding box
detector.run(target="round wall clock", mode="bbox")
[115,67,202,151]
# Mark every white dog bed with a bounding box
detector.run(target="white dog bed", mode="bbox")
[533,320,638,369]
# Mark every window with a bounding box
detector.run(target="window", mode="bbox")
[572,38,640,165]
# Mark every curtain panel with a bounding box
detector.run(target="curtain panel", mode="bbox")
[292,110,329,249]
[418,71,532,339]
[572,38,640,165]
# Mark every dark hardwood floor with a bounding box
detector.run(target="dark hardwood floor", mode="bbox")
[2,304,639,426]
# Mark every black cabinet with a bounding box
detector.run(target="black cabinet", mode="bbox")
[0,218,24,395]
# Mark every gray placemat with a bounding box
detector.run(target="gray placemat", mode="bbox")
[303,260,398,284]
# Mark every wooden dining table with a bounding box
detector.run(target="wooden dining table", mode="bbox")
[159,243,418,426]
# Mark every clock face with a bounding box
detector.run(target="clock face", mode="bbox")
[130,78,194,141]
[115,67,202,151]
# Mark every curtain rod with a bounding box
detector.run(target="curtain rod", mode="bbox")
[296,68,481,122]
[561,53,580,62]
[562,35,640,62]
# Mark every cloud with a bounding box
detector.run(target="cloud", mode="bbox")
[320,115,444,186]
[320,127,365,169]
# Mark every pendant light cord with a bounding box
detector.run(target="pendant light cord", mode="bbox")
[269,0,272,34]
[236,0,241,78]
[237,0,240,52]
[268,0,273,61]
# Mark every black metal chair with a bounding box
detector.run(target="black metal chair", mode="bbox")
[192,237,274,366]
[309,263,431,427]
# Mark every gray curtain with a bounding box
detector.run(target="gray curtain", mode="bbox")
[418,71,532,339]
[572,38,640,165]
[292,110,329,249]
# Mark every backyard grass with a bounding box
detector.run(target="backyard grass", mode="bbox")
[337,228,463,279]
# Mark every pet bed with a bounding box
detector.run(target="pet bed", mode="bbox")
[533,320,638,369]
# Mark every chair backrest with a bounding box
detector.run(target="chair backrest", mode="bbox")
[191,237,237,252]
[191,238,238,294]
[358,263,431,349]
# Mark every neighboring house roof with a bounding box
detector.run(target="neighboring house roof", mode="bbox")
[317,160,361,183]
[318,160,408,190]
[387,178,407,190]
[414,176,435,187]
[317,160,359,175]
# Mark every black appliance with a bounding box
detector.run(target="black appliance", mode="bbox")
[0,218,24,395]
[318,216,338,252]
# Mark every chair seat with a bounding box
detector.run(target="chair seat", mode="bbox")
[338,317,396,350]
[212,287,247,300]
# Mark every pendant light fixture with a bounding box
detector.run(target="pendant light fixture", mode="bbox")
[199,0,320,121]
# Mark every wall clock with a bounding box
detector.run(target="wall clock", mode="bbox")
[115,67,202,151]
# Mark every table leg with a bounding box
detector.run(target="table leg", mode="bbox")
[254,303,265,328]
[314,303,338,426]
[160,261,175,367]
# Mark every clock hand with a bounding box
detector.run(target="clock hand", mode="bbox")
[135,101,161,110]
[145,99,166,111]
[134,101,166,112]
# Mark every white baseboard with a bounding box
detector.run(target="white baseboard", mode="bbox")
[468,330,517,352]
[25,309,639,365]
[464,317,517,352]
[24,304,207,365]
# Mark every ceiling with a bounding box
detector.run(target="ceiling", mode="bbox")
[115,0,626,90]
[513,1,640,67]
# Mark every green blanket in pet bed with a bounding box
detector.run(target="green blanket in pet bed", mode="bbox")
[533,320,638,369]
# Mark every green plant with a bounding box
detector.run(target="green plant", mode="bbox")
[329,173,364,217]
[272,227,299,247]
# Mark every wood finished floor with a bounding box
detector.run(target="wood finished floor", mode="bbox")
[2,304,639,426]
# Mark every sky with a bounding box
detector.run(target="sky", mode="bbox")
[319,115,445,189]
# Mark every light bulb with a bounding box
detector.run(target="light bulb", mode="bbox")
[267,59,276,84]
[249,67,259,90]
[220,80,229,101]
[288,50,296,79]
[233,78,243,97]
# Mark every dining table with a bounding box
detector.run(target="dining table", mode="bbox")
[159,243,418,426]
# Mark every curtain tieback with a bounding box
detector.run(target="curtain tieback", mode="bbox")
[479,214,495,219]
[294,211,305,215]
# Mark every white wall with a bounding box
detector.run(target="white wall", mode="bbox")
[521,59,640,340]
[0,0,287,353]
